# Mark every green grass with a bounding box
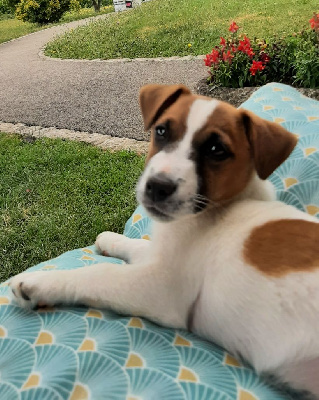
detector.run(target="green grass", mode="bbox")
[0,133,144,282]
[45,0,318,60]
[0,6,113,44]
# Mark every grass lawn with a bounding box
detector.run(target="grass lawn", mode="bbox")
[0,133,144,282]
[0,6,113,44]
[45,0,318,60]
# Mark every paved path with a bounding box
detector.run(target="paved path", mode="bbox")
[0,14,206,141]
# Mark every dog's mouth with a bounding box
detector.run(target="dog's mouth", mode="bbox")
[142,195,209,222]
[143,204,174,221]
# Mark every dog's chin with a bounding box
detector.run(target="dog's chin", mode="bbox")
[143,205,175,222]
[141,199,205,222]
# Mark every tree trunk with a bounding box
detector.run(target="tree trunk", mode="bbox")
[92,0,101,12]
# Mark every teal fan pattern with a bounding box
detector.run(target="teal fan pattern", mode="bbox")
[0,83,318,400]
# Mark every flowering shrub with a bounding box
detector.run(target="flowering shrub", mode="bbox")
[16,0,71,23]
[205,14,319,88]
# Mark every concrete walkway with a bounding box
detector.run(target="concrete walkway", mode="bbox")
[0,14,206,142]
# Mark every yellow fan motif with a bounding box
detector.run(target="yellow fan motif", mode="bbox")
[126,353,144,368]
[224,353,241,367]
[174,335,191,347]
[81,255,95,261]
[127,397,139,400]
[274,117,285,124]
[42,265,56,270]
[178,367,198,382]
[284,177,298,189]
[293,106,304,110]
[23,373,40,389]
[308,116,319,121]
[0,326,7,337]
[305,147,317,156]
[82,248,93,254]
[128,317,144,328]
[272,87,283,91]
[306,205,319,216]
[263,105,274,111]
[0,297,9,304]
[86,309,103,318]
[133,214,142,223]
[282,97,292,101]
[239,389,258,400]
[79,338,96,351]
[70,383,89,400]
[142,235,151,241]
[36,331,54,345]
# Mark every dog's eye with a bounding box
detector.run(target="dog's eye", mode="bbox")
[202,134,231,161]
[155,124,168,139]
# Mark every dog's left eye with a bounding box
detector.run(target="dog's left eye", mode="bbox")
[202,134,231,161]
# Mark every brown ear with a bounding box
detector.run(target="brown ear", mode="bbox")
[139,84,191,131]
[240,109,297,179]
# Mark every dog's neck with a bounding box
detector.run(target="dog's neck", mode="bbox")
[236,173,276,203]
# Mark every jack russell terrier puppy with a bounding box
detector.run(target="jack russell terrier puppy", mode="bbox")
[10,84,319,398]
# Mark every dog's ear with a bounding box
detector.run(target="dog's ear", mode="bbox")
[240,109,297,179]
[139,84,191,131]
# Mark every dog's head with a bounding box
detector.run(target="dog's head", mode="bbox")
[137,84,297,221]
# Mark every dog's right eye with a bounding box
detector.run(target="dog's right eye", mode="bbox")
[155,124,168,139]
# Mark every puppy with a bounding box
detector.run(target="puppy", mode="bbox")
[10,84,319,397]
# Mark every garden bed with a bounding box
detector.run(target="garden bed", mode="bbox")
[196,78,319,107]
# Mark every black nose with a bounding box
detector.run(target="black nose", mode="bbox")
[145,176,177,202]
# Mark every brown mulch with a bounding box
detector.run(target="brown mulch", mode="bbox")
[196,78,319,108]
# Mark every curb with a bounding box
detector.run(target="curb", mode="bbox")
[39,50,205,63]
[0,121,149,154]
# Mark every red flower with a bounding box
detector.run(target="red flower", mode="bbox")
[260,52,271,63]
[204,49,220,67]
[309,13,319,31]
[222,50,234,63]
[231,45,237,53]
[237,35,255,58]
[250,60,265,76]
[229,21,239,33]
[220,37,226,47]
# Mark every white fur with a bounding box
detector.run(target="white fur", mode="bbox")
[9,99,319,398]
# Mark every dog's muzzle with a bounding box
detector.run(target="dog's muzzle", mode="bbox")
[145,175,177,203]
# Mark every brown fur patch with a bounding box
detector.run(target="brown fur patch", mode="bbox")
[193,103,254,202]
[244,219,319,276]
[146,94,196,163]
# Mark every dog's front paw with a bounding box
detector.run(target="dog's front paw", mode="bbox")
[95,231,126,257]
[9,271,58,309]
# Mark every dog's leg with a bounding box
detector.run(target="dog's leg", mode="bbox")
[95,231,150,264]
[9,262,186,328]
[277,358,319,399]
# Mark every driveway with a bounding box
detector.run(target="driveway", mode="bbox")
[0,14,206,141]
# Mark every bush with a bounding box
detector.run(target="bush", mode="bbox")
[16,0,71,24]
[205,13,319,88]
[0,0,16,14]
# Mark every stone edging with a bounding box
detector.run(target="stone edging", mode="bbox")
[0,121,149,154]
[39,50,205,63]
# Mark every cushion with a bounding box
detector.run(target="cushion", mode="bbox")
[0,83,318,400]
